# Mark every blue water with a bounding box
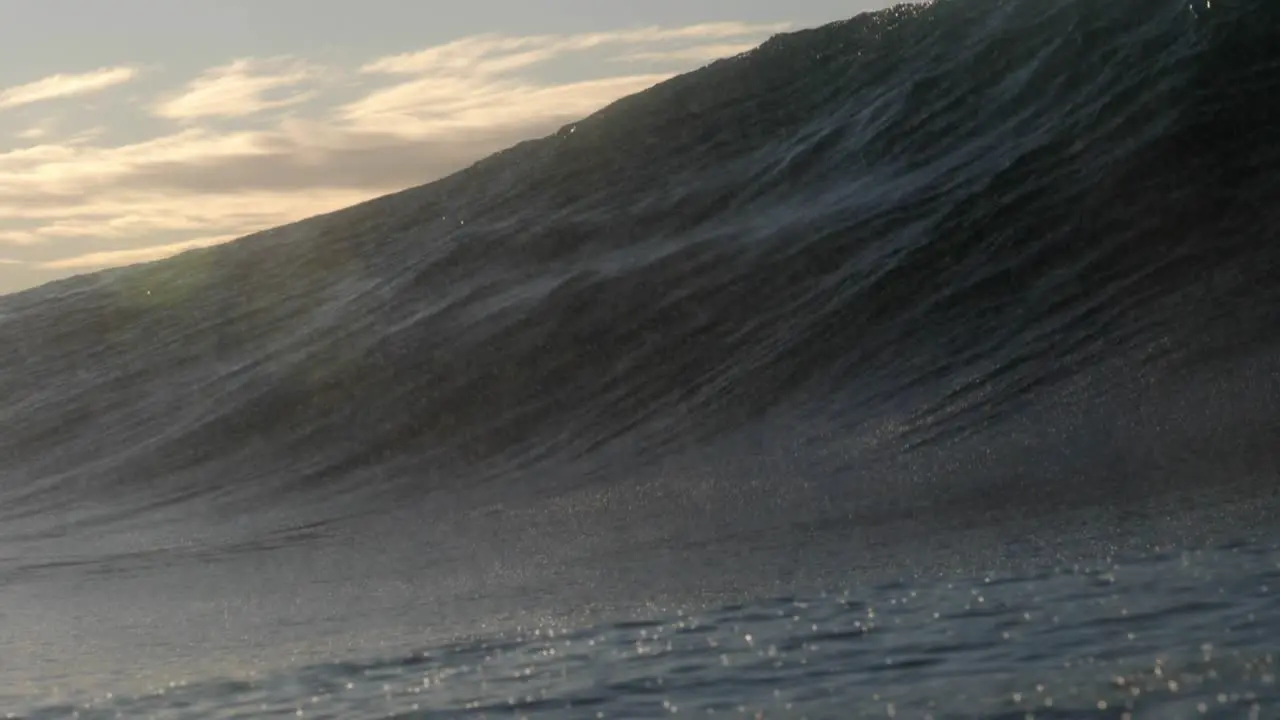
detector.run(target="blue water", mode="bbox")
[9,530,1280,718]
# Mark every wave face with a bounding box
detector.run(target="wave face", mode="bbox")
[3,0,1279,524]
[2,0,1279,597]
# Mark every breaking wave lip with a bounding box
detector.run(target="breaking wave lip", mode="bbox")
[0,0,1277,539]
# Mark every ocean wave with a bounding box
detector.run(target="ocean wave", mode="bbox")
[0,0,1277,529]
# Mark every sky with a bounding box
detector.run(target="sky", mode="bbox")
[0,0,887,295]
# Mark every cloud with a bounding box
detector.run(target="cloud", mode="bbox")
[336,72,672,138]
[152,58,318,120]
[0,229,41,245]
[37,234,238,270]
[361,23,788,76]
[340,22,786,139]
[0,67,138,110]
[614,42,762,63]
[0,187,381,245]
[0,21,787,293]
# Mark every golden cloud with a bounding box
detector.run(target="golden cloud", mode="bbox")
[336,72,673,137]
[0,67,139,110]
[334,23,787,138]
[614,42,762,63]
[360,23,788,76]
[37,234,240,270]
[0,229,42,246]
[152,58,319,120]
